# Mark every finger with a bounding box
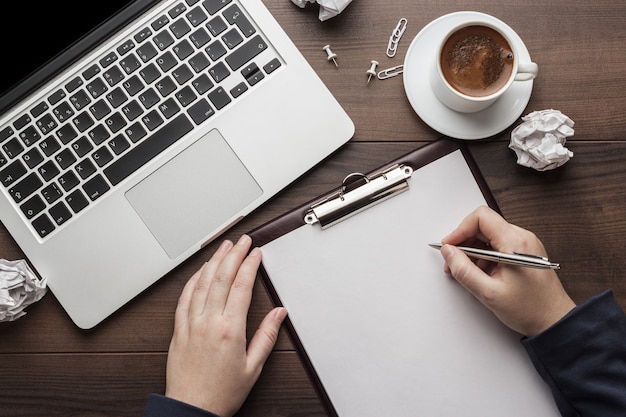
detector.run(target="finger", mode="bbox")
[246,307,288,375]
[442,206,517,251]
[440,244,497,305]
[188,239,233,318]
[206,235,253,315]
[223,247,262,322]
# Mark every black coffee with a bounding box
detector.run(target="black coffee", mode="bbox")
[440,25,514,97]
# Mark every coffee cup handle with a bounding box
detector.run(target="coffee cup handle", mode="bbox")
[515,62,539,81]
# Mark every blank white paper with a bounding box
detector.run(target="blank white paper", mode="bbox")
[261,150,560,417]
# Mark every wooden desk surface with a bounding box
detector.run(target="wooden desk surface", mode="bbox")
[2,1,626,415]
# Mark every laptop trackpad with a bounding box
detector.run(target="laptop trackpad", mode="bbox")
[126,129,263,259]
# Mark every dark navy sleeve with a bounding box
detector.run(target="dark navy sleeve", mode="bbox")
[142,394,222,417]
[522,290,626,417]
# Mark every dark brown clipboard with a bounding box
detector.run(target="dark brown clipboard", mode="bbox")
[248,138,500,417]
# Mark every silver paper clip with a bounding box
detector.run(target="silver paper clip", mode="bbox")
[377,65,404,80]
[386,18,408,58]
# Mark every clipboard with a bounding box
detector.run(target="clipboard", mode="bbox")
[249,139,559,417]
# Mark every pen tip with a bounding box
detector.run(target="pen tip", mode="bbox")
[428,243,443,249]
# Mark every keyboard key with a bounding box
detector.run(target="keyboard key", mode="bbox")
[38,160,60,182]
[69,90,91,111]
[117,39,135,56]
[88,99,112,120]
[72,111,95,133]
[205,40,227,61]
[89,125,112,146]
[92,146,114,167]
[222,28,243,49]
[206,15,228,36]
[152,15,170,31]
[49,201,72,225]
[169,2,187,18]
[225,35,268,70]
[134,27,153,44]
[0,126,14,142]
[189,28,211,49]
[175,86,197,107]
[65,77,83,93]
[263,58,282,74]
[22,148,44,169]
[139,88,161,109]
[153,30,175,50]
[39,136,61,157]
[123,75,145,96]
[142,110,164,131]
[187,98,215,124]
[59,171,80,191]
[125,122,147,143]
[120,53,142,74]
[56,124,78,144]
[106,87,129,108]
[9,172,43,203]
[53,102,75,122]
[32,214,55,238]
[31,102,50,118]
[172,64,194,84]
[156,51,177,72]
[186,6,208,26]
[137,42,158,62]
[3,137,24,158]
[230,82,248,98]
[14,114,32,130]
[188,52,210,73]
[82,64,101,80]
[208,86,231,110]
[108,134,131,155]
[208,62,230,83]
[223,4,255,37]
[21,195,46,219]
[83,174,110,201]
[19,126,41,146]
[203,0,232,15]
[66,189,89,213]
[104,112,128,133]
[191,74,213,94]
[75,158,97,180]
[86,77,108,98]
[99,51,118,68]
[139,63,161,84]
[1,160,27,186]
[36,114,58,135]
[103,65,125,87]
[48,89,66,105]
[41,183,63,204]
[159,98,181,118]
[120,100,144,121]
[170,18,191,38]
[104,114,193,186]
[71,136,94,158]
[155,76,177,97]
[55,149,78,170]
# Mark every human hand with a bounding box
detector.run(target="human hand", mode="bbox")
[165,235,287,417]
[438,206,575,337]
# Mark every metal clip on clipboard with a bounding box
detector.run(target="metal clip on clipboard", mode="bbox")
[304,164,413,229]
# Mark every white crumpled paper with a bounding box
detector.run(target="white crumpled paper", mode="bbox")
[509,109,574,171]
[0,259,47,322]
[291,0,352,21]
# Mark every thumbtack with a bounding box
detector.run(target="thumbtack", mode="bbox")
[366,60,379,83]
[322,44,338,66]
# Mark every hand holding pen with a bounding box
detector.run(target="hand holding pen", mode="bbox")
[434,206,576,337]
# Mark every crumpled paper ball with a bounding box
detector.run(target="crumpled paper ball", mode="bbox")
[509,109,574,171]
[0,259,47,322]
[291,0,352,21]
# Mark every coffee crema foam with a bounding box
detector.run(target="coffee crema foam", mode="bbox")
[441,25,514,97]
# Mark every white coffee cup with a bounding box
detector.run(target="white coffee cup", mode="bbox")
[430,19,538,113]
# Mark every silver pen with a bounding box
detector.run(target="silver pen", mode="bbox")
[429,243,560,270]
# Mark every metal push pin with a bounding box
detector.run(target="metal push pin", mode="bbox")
[366,60,379,83]
[322,44,338,66]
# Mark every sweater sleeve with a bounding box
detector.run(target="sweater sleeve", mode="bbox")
[142,394,222,417]
[522,290,626,417]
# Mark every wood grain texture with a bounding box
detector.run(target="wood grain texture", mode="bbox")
[1,0,626,416]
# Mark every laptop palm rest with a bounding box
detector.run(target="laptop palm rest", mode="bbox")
[126,129,263,259]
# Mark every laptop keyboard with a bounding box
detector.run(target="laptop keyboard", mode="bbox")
[0,0,282,239]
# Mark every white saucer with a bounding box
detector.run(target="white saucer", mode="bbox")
[403,12,534,140]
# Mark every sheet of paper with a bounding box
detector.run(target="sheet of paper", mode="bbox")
[261,150,559,416]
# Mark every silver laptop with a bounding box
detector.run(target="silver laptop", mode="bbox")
[0,0,354,328]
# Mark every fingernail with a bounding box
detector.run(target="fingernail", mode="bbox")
[218,239,233,252]
[238,234,251,245]
[440,244,454,260]
[249,247,262,258]
[273,307,288,322]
